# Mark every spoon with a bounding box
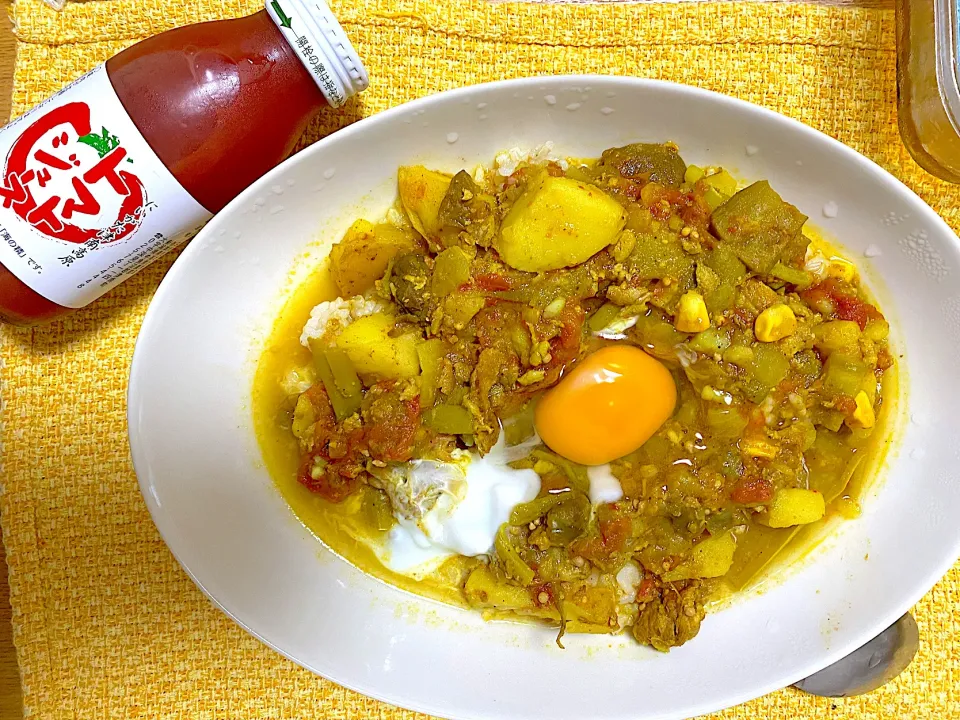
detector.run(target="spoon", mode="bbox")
[793,612,919,697]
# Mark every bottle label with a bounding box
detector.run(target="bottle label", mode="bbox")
[0,65,212,309]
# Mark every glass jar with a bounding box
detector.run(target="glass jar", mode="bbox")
[897,0,960,182]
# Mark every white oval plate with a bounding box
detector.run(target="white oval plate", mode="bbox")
[129,76,960,720]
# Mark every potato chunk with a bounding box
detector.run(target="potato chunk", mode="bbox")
[335,313,420,379]
[398,166,452,239]
[330,220,416,296]
[662,532,736,581]
[495,175,626,272]
[764,488,826,528]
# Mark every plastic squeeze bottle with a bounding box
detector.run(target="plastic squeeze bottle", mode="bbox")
[0,0,367,326]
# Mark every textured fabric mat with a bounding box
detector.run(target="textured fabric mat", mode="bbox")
[1,0,958,717]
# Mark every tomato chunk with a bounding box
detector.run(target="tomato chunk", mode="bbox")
[730,476,774,504]
[801,279,881,330]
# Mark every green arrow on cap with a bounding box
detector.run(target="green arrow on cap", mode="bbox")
[271,0,293,28]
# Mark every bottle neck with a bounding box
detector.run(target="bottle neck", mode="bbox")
[265,0,369,108]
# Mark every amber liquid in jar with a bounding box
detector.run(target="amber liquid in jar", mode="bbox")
[897,0,960,182]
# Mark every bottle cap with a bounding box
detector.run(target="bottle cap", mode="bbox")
[266,0,369,107]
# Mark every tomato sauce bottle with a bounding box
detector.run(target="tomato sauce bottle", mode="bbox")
[0,0,367,326]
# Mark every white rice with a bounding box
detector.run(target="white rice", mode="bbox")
[299,296,384,347]
[494,141,570,177]
[804,246,828,281]
[616,561,643,602]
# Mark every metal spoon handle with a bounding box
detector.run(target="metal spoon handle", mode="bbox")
[793,612,919,697]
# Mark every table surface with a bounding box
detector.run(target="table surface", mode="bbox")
[0,0,909,717]
[0,2,23,715]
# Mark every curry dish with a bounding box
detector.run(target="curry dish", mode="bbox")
[253,143,895,651]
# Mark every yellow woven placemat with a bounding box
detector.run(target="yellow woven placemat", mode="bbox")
[2,0,959,717]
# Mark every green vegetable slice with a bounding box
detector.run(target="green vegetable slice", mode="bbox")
[311,344,362,421]
[424,404,474,434]
[495,525,535,584]
[711,181,808,273]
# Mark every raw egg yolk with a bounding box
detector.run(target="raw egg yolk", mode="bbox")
[534,346,677,466]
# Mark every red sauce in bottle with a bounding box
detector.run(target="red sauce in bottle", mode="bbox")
[0,1,366,326]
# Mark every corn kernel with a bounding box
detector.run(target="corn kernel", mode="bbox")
[533,460,556,475]
[675,291,711,332]
[741,438,779,459]
[700,385,733,405]
[755,304,798,342]
[852,390,876,428]
[826,257,857,283]
[518,369,546,386]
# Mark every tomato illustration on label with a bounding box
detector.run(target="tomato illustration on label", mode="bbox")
[0,101,148,245]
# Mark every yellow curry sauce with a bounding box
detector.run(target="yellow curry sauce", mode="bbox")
[253,144,897,650]
[254,265,477,607]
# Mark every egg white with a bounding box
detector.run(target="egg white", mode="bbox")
[376,433,541,579]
